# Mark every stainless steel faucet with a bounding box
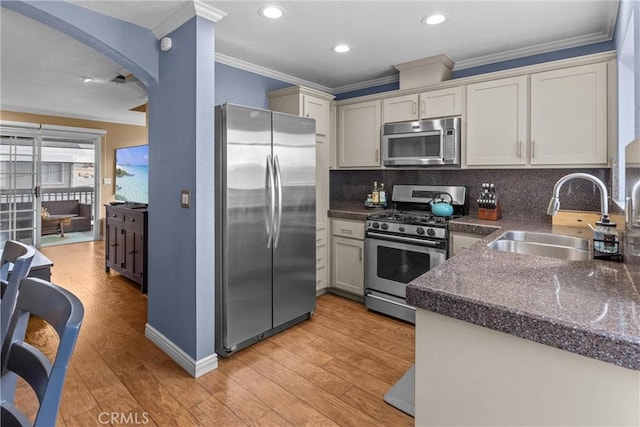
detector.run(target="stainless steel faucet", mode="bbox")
[546,173,609,221]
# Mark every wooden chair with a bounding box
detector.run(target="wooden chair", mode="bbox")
[1,277,84,426]
[1,241,36,347]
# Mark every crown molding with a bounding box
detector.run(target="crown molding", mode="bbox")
[454,32,614,71]
[153,0,227,39]
[216,52,401,95]
[215,53,333,94]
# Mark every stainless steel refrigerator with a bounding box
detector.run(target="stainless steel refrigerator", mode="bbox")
[214,103,316,357]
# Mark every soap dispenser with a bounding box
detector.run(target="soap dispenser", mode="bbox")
[590,218,623,262]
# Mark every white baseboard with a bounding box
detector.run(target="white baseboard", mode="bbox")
[145,323,218,378]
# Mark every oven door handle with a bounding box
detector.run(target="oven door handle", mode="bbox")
[366,292,416,311]
[367,231,441,246]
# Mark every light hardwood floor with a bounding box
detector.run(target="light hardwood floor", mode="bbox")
[16,241,415,426]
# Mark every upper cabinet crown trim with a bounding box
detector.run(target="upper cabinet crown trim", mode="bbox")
[335,51,616,106]
[267,86,335,101]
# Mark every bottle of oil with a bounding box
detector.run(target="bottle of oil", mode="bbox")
[372,181,379,205]
[379,183,387,206]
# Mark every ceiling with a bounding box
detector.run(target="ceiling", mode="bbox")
[0,1,619,125]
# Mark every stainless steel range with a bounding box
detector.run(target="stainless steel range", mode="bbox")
[365,185,467,323]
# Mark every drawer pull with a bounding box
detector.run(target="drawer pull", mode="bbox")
[130,218,135,222]
[128,250,137,255]
[316,258,322,262]
[341,229,353,234]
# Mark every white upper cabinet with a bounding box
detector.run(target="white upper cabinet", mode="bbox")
[382,87,464,123]
[268,86,333,139]
[383,94,419,122]
[530,62,608,166]
[466,76,528,166]
[338,100,381,168]
[303,95,330,137]
[419,86,464,119]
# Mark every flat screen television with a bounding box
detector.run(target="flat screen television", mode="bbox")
[115,144,148,204]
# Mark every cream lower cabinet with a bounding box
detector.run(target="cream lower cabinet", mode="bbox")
[337,100,381,168]
[530,62,608,166]
[449,231,484,257]
[466,76,528,166]
[331,219,365,296]
[316,227,328,292]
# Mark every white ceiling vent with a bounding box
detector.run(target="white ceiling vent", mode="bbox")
[393,54,455,90]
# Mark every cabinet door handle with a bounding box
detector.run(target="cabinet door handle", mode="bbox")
[412,102,417,118]
[359,247,363,261]
[130,218,135,222]
[531,140,536,159]
[110,243,118,247]
[375,148,379,162]
[128,250,137,255]
[421,100,426,118]
[517,140,522,157]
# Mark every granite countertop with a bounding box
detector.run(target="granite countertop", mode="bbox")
[328,202,382,221]
[407,216,640,370]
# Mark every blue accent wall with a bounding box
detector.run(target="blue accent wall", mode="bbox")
[334,82,399,101]
[452,41,616,79]
[147,16,216,361]
[215,63,291,108]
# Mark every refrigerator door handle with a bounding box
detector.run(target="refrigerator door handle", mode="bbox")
[266,155,276,248]
[273,155,284,248]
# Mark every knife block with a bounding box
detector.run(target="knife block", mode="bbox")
[478,202,501,221]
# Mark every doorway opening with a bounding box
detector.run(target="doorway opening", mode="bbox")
[0,122,104,249]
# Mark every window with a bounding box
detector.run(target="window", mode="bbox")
[41,162,64,186]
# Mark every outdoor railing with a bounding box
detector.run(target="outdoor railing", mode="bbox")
[0,186,95,207]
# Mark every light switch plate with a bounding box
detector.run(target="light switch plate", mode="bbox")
[104,178,112,185]
[181,190,190,208]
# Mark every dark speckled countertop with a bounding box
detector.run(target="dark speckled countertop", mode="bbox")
[407,216,640,370]
[328,203,379,222]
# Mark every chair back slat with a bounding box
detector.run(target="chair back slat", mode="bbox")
[1,277,84,427]
[1,241,36,352]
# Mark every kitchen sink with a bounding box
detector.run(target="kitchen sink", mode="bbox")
[487,231,591,261]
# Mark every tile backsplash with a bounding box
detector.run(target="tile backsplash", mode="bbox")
[330,168,619,223]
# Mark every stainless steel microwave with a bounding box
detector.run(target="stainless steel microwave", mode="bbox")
[381,117,461,166]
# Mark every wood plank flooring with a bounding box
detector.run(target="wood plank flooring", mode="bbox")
[15,241,415,426]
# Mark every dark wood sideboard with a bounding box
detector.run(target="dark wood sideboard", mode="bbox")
[105,203,148,293]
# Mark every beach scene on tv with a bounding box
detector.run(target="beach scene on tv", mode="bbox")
[115,144,149,204]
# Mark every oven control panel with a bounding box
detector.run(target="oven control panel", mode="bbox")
[366,221,447,240]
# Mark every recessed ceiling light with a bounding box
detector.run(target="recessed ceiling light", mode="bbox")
[423,14,447,25]
[333,44,351,53]
[259,6,285,19]
[81,76,94,83]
